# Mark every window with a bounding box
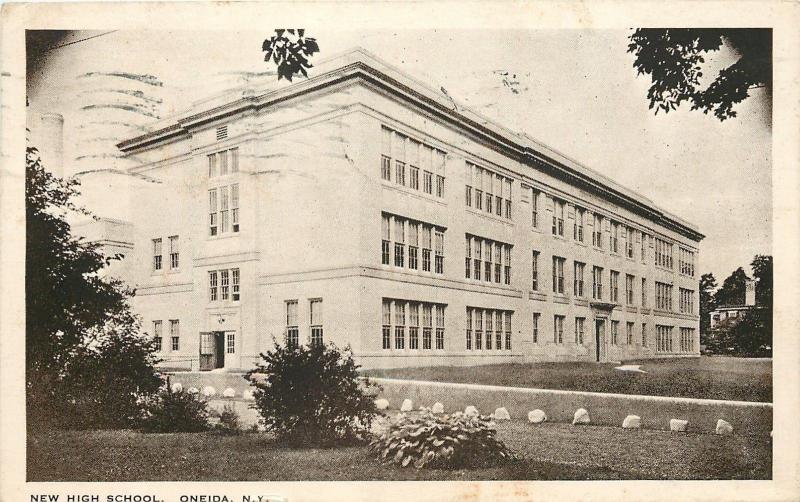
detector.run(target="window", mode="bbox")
[230,147,239,173]
[466,307,512,351]
[465,238,472,279]
[209,271,218,301]
[627,322,634,345]
[221,269,230,300]
[435,305,445,349]
[504,179,513,219]
[394,132,406,186]
[467,234,512,285]
[642,323,648,347]
[494,242,502,283]
[209,184,239,236]
[611,320,619,345]
[680,327,695,352]
[656,282,674,311]
[532,312,540,343]
[679,248,696,277]
[592,266,603,300]
[232,268,240,301]
[169,319,180,351]
[466,162,511,220]
[394,218,405,267]
[679,288,695,314]
[152,238,162,271]
[208,153,217,177]
[169,235,179,269]
[641,232,648,262]
[553,315,565,344]
[626,227,635,258]
[208,189,218,236]
[435,230,444,274]
[656,325,674,353]
[655,237,674,269]
[287,300,299,348]
[531,251,540,291]
[153,320,163,351]
[504,246,511,285]
[531,189,539,227]
[573,261,585,297]
[409,223,419,270]
[310,299,323,346]
[574,207,584,242]
[625,274,635,305]
[381,214,391,265]
[396,159,406,186]
[575,317,585,345]
[552,256,565,294]
[610,270,620,303]
[552,198,565,236]
[382,127,445,198]
[593,213,603,248]
[231,184,240,232]
[422,226,432,272]
[610,221,619,254]
[382,300,391,350]
[220,185,230,233]
[219,148,229,175]
[226,332,235,354]
[381,127,392,181]
[383,213,443,274]
[641,278,647,308]
[409,303,419,350]
[395,301,406,349]
[484,242,492,282]
[423,304,433,349]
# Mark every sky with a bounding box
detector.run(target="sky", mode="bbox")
[26,29,772,282]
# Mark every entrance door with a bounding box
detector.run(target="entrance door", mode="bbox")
[214,332,225,369]
[595,319,605,362]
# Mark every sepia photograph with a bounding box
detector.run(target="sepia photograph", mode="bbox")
[3,1,800,501]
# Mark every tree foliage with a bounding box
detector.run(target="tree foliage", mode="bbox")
[26,145,161,429]
[714,267,748,307]
[628,29,771,121]
[751,254,773,308]
[262,29,320,82]
[246,341,377,445]
[699,272,717,336]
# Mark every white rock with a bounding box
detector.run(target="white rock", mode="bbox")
[431,402,444,414]
[374,398,389,410]
[716,419,733,435]
[187,387,199,395]
[201,386,216,397]
[464,405,480,417]
[400,399,413,412]
[170,382,183,393]
[670,419,688,432]
[770,430,773,438]
[528,409,547,423]
[493,407,511,421]
[249,373,268,384]
[614,364,647,374]
[622,415,641,429]
[572,408,590,425]
[222,387,236,398]
[242,389,255,401]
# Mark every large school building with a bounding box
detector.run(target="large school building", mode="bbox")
[107,48,702,370]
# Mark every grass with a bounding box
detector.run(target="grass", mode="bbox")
[28,421,771,481]
[363,356,772,402]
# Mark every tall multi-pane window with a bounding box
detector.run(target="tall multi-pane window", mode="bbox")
[208,189,218,236]
[434,230,444,274]
[467,235,512,285]
[435,152,446,198]
[209,268,239,302]
[220,185,230,233]
[679,248,696,277]
[465,238,472,279]
[611,320,619,345]
[422,304,433,349]
[680,327,695,352]
[209,271,218,301]
[152,238,162,271]
[230,184,240,232]
[656,282,674,311]
[553,315,565,344]
[465,162,473,207]
[504,311,512,350]
[310,299,323,346]
[575,317,585,345]
[574,207,584,242]
[153,320,163,352]
[394,218,405,267]
[593,213,603,248]
[655,237,674,269]
[474,309,483,350]
[231,268,240,301]
[626,227,635,258]
[409,303,420,350]
[169,319,180,351]
[656,325,673,353]
[220,269,230,300]
[610,221,619,254]
[504,179,512,219]
[552,198,565,236]
[627,322,635,345]
[625,274,635,305]
[408,223,419,270]
[394,301,406,350]
[484,243,493,282]
[382,126,445,198]
[592,266,603,300]
[226,332,235,354]
[466,307,511,351]
[532,313,540,343]
[465,308,472,350]
[552,256,565,294]
[381,127,392,181]
[641,278,647,307]
[610,270,620,303]
[531,251,540,291]
[169,235,179,269]
[485,313,493,350]
[466,162,511,220]
[679,288,695,314]
[641,232,648,262]
[395,132,406,186]
[642,323,648,347]
[230,147,239,173]
[531,189,539,227]
[503,246,511,285]
[287,300,299,348]
[382,300,391,349]
[422,226,432,272]
[573,261,585,297]
[208,152,217,177]
[208,185,239,236]
[435,305,445,349]
[381,215,391,265]
[383,213,442,274]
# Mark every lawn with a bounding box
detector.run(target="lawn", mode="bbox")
[363,356,772,402]
[28,422,771,481]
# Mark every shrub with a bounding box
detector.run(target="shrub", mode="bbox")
[139,387,211,433]
[370,408,517,469]
[246,341,378,445]
[211,404,242,435]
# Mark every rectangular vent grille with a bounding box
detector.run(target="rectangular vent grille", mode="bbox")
[216,125,228,141]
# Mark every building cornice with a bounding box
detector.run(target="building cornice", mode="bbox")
[117,51,704,242]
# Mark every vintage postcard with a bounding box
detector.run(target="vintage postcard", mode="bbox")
[2,1,799,501]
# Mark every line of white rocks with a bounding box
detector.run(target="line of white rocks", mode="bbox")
[376,398,748,436]
[170,383,255,400]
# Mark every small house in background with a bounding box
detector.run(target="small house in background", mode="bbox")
[709,278,757,329]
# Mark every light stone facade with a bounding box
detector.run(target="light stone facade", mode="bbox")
[108,49,702,371]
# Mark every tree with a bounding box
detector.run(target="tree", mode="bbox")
[262,29,320,82]
[627,29,771,121]
[699,273,717,336]
[26,144,162,429]
[714,267,748,307]
[751,255,773,308]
